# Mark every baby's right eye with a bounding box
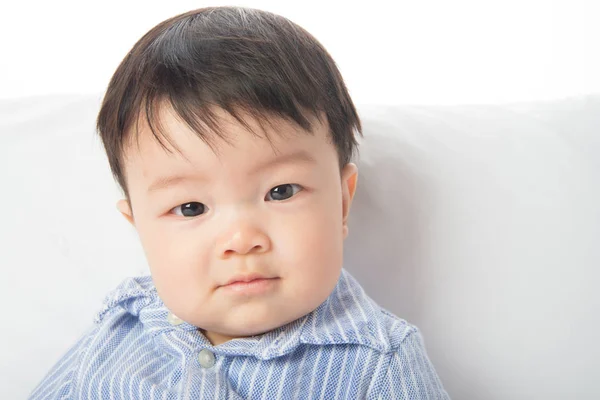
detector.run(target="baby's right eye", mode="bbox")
[170,202,207,217]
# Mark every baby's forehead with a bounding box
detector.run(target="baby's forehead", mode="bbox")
[127,104,325,158]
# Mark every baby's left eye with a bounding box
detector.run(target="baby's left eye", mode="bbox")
[265,184,303,201]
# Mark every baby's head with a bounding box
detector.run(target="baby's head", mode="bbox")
[97,7,361,345]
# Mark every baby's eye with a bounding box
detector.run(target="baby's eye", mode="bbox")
[170,202,207,217]
[265,184,303,201]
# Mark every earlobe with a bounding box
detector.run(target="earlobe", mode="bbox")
[116,199,135,226]
[341,163,358,238]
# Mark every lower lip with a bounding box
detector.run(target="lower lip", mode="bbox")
[220,278,279,294]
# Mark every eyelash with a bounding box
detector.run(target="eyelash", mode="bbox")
[169,183,304,217]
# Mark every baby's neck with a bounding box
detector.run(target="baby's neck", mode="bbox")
[200,329,261,346]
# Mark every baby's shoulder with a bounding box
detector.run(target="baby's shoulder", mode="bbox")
[31,277,177,399]
[332,270,421,353]
[76,276,162,364]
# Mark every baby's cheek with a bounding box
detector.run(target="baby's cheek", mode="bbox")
[144,232,208,294]
[282,212,343,290]
[303,208,343,255]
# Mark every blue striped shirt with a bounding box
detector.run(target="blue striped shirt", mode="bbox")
[30,269,449,399]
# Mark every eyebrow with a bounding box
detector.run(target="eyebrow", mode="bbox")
[251,149,316,175]
[147,174,207,194]
[146,150,316,194]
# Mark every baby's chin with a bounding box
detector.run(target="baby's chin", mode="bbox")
[197,307,310,341]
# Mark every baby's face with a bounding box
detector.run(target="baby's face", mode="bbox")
[118,106,357,345]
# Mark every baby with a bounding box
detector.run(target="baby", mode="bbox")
[30,7,449,399]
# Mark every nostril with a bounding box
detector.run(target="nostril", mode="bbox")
[222,244,264,258]
[223,249,235,257]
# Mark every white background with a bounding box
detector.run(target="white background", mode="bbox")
[2,1,600,399]
[0,0,598,105]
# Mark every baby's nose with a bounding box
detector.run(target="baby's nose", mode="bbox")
[218,224,271,258]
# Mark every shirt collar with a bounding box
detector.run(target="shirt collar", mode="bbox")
[95,269,391,361]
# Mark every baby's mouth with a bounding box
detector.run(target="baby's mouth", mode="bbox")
[219,277,280,295]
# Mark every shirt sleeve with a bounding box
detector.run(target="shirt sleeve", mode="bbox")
[370,327,450,399]
[28,325,95,400]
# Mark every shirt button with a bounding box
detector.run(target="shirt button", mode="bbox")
[198,349,216,369]
[167,312,184,326]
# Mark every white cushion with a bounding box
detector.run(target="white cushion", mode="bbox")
[1,94,598,399]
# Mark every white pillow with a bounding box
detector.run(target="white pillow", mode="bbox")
[346,97,600,399]
[1,94,598,399]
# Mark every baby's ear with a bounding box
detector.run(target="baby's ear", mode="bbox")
[341,163,358,238]
[116,199,135,226]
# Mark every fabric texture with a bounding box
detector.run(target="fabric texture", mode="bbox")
[29,269,448,399]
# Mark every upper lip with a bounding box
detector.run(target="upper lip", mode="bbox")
[222,273,276,286]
